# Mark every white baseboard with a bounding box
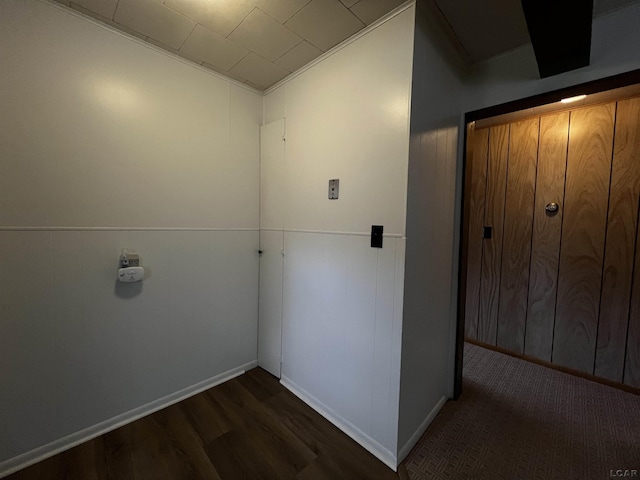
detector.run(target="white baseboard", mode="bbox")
[397,395,447,463]
[0,360,257,479]
[280,375,398,471]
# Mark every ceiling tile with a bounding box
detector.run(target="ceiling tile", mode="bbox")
[274,40,323,72]
[229,53,290,90]
[114,0,195,49]
[164,0,256,37]
[68,3,147,41]
[255,0,311,22]
[350,0,402,25]
[340,0,361,8]
[229,9,302,61]
[181,25,249,71]
[285,0,365,51]
[71,0,118,19]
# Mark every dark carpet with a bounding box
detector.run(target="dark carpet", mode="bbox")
[404,343,640,479]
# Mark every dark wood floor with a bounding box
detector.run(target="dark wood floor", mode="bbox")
[7,368,406,479]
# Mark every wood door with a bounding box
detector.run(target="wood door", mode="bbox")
[552,103,615,374]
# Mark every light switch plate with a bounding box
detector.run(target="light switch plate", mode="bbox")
[329,179,339,199]
[371,225,383,248]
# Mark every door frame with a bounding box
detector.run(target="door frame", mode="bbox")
[453,68,640,399]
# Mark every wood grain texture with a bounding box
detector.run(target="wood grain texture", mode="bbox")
[596,97,640,381]
[525,112,569,361]
[553,103,615,373]
[624,202,640,388]
[497,118,539,353]
[6,368,400,480]
[478,124,509,345]
[464,126,489,340]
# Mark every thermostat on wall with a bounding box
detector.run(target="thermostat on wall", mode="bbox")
[118,266,144,283]
[118,248,144,283]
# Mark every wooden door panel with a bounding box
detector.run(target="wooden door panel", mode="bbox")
[525,112,569,361]
[596,97,640,381]
[464,127,489,339]
[553,103,615,373]
[497,118,539,353]
[624,204,640,388]
[478,124,509,345]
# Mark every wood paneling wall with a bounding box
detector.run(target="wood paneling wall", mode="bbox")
[497,118,539,353]
[464,127,490,340]
[525,112,569,361]
[464,97,640,388]
[477,125,509,344]
[626,213,640,388]
[596,97,640,382]
[554,103,615,373]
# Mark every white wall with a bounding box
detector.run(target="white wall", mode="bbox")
[393,0,640,460]
[388,0,640,461]
[463,3,640,112]
[0,1,261,474]
[397,3,465,459]
[393,0,640,462]
[258,0,640,469]
[260,5,415,469]
[9,0,635,475]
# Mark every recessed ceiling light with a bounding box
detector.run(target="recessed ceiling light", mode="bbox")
[560,94,587,104]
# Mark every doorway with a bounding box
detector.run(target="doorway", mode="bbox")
[456,73,640,395]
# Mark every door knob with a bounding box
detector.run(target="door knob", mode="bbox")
[545,202,559,214]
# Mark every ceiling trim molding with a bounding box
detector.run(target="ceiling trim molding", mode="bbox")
[263,0,416,95]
